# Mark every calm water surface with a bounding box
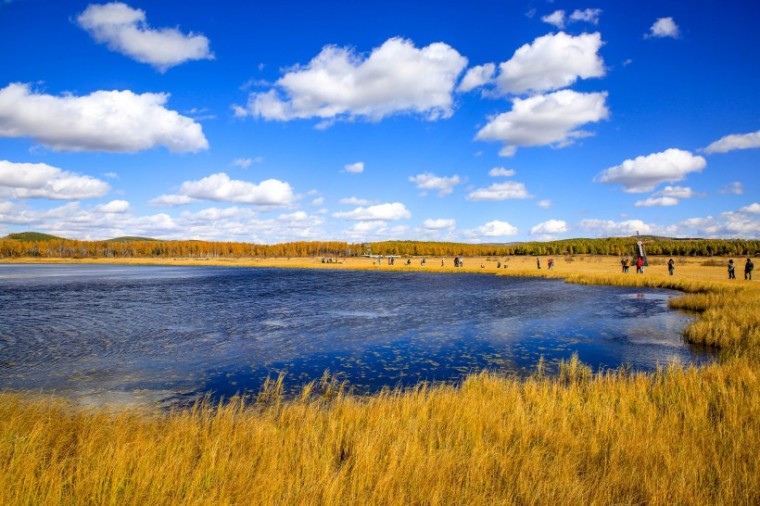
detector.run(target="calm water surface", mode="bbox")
[0,264,714,405]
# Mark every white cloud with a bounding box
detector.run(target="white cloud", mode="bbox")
[476,90,608,156]
[150,194,196,207]
[77,2,213,71]
[311,197,324,206]
[537,199,552,208]
[339,196,373,206]
[0,160,110,200]
[719,181,744,195]
[704,130,760,154]
[531,219,567,235]
[656,185,699,199]
[422,218,455,230]
[646,17,680,39]
[343,161,364,174]
[409,173,461,196]
[238,37,467,122]
[570,9,602,25]
[177,173,295,206]
[595,148,706,193]
[340,220,408,242]
[634,196,679,207]
[488,167,516,177]
[231,157,262,169]
[496,32,605,94]
[672,211,760,239]
[468,220,518,239]
[333,202,410,221]
[0,83,208,153]
[740,203,760,214]
[467,181,531,201]
[457,63,496,92]
[542,10,565,29]
[94,199,130,213]
[579,219,652,237]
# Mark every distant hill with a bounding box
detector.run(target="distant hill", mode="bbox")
[105,236,158,243]
[4,231,66,242]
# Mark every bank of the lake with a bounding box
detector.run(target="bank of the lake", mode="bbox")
[0,256,758,504]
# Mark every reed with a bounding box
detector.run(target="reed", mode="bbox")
[1,257,758,504]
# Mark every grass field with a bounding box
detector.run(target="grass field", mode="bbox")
[1,255,758,504]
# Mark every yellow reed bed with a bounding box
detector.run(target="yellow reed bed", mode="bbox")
[0,256,758,504]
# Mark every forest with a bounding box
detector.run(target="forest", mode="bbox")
[1,232,758,259]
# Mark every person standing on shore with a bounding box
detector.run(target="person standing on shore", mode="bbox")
[668,258,675,276]
[745,258,754,280]
[536,256,541,270]
[728,259,736,279]
[636,256,644,274]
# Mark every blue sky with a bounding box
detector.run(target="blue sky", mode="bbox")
[1,0,759,243]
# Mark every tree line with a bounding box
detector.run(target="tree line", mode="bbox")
[1,235,759,259]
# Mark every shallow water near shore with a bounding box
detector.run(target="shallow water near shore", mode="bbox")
[0,264,714,406]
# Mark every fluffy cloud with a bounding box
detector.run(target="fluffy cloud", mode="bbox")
[570,9,602,24]
[0,160,109,200]
[740,203,760,214]
[634,196,679,207]
[531,219,567,235]
[333,202,410,221]
[595,149,706,193]
[579,219,652,237]
[647,17,680,39]
[231,158,262,169]
[238,37,467,122]
[704,130,760,154]
[343,162,364,174]
[409,173,461,196]
[77,2,213,71]
[537,199,552,208]
[94,199,130,213]
[0,83,208,153]
[422,218,455,230]
[150,194,196,207]
[340,220,409,242]
[467,220,518,239]
[488,167,516,177]
[496,32,605,94]
[673,210,760,239]
[476,90,608,156]
[657,186,699,199]
[177,173,295,206]
[457,63,496,92]
[467,181,531,201]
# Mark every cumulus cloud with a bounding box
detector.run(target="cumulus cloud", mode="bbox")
[0,160,110,200]
[343,161,364,174]
[422,218,455,230]
[496,32,605,94]
[646,17,680,39]
[488,167,516,177]
[476,90,608,156]
[409,173,461,196]
[0,83,208,153]
[531,219,567,235]
[333,202,410,221]
[579,219,652,237]
[656,185,699,199]
[467,220,518,239]
[634,196,679,207]
[340,220,408,242]
[237,37,467,122]
[570,9,602,24]
[537,199,552,208]
[77,2,214,71]
[704,130,760,154]
[150,194,196,207]
[741,203,760,214]
[719,181,744,195]
[673,210,760,239]
[94,199,130,213]
[457,63,496,92]
[467,181,531,201]
[177,173,295,206]
[595,148,706,193]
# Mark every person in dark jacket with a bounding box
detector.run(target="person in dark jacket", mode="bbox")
[745,258,754,280]
[668,258,675,276]
[728,259,736,279]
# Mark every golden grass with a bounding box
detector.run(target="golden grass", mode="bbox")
[1,254,759,504]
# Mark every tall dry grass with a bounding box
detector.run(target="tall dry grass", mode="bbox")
[1,256,759,504]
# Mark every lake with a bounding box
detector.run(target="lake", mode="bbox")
[0,264,714,406]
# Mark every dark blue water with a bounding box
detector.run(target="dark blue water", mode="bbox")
[0,264,713,405]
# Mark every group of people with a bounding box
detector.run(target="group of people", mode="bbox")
[728,258,754,280]
[620,256,647,274]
